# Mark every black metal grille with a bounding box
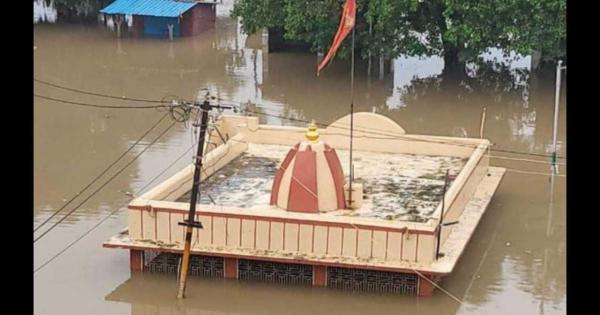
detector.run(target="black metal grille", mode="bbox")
[238,259,313,286]
[327,267,418,295]
[143,250,160,267]
[143,252,224,278]
[190,255,224,277]
[143,252,180,274]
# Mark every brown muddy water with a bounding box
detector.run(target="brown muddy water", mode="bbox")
[34,2,566,315]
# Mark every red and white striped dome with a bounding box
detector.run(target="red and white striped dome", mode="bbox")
[270,138,347,213]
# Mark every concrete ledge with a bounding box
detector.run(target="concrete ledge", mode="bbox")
[104,167,505,276]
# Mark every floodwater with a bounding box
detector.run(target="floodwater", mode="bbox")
[34,1,566,315]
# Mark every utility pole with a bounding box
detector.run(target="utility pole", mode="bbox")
[348,25,356,208]
[551,60,566,174]
[176,96,231,299]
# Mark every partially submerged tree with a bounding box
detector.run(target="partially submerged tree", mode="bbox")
[232,0,566,73]
[52,0,111,20]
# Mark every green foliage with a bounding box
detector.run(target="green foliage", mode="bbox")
[232,0,566,65]
[49,0,111,19]
[230,0,287,34]
[502,0,567,60]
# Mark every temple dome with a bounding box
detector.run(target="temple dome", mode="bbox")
[270,123,346,213]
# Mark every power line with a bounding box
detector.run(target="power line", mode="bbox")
[34,94,166,109]
[34,78,164,103]
[229,122,567,178]
[34,120,241,274]
[33,78,566,161]
[220,101,566,160]
[35,92,194,123]
[34,142,197,274]
[504,168,566,177]
[34,112,170,232]
[32,111,561,304]
[223,103,567,161]
[34,120,177,243]
[489,154,566,166]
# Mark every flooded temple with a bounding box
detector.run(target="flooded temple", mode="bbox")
[103,112,505,296]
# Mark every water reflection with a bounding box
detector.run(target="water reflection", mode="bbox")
[106,273,464,315]
[34,2,565,314]
[454,172,566,315]
[34,0,57,23]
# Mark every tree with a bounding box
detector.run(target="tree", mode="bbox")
[232,0,566,73]
[49,0,111,20]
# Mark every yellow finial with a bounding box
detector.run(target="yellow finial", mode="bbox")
[305,120,319,143]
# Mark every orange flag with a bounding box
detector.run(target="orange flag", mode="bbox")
[317,0,356,76]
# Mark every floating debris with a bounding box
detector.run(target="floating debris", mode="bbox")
[175,143,466,223]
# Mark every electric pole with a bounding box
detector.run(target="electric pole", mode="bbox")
[176,95,231,299]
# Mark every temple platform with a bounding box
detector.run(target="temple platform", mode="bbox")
[103,113,506,296]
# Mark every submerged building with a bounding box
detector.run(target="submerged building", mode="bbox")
[100,0,217,38]
[104,112,505,296]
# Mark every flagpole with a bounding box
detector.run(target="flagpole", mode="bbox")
[348,25,355,208]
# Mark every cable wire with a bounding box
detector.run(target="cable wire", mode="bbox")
[33,78,566,161]
[34,143,197,274]
[34,78,164,103]
[34,94,166,109]
[504,168,566,177]
[34,112,170,232]
[225,103,567,161]
[490,154,567,166]
[34,120,177,243]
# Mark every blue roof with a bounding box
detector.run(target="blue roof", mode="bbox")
[100,0,197,18]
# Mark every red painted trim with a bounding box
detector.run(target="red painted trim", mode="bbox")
[130,249,143,272]
[106,243,448,276]
[288,150,318,213]
[418,275,435,297]
[270,146,298,205]
[313,265,327,287]
[324,148,347,209]
[128,206,430,235]
[224,257,238,279]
